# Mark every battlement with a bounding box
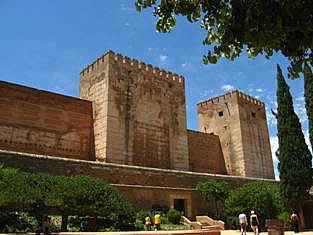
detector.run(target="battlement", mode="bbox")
[197,89,264,108]
[80,50,185,85]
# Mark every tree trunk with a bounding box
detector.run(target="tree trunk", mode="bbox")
[61,213,68,232]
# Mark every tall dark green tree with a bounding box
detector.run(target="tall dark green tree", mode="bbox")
[276,65,313,210]
[304,63,313,149]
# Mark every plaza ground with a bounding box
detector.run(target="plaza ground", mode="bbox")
[221,230,313,235]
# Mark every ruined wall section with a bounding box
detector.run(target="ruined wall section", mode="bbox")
[0,81,94,160]
[236,92,275,179]
[104,52,189,170]
[197,91,245,176]
[187,130,227,174]
[80,53,110,161]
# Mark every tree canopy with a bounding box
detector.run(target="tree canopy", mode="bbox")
[225,182,282,229]
[135,0,313,78]
[196,179,230,217]
[0,166,135,230]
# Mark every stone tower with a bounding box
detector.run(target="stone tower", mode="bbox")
[79,51,189,170]
[197,90,275,179]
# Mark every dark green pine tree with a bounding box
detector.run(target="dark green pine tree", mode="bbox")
[276,65,312,210]
[304,63,313,149]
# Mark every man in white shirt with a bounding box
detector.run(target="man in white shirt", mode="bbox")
[238,213,247,235]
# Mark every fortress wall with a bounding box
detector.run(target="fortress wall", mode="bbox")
[0,81,94,161]
[80,51,189,170]
[187,130,227,174]
[0,151,275,217]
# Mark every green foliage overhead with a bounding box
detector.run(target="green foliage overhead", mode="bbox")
[135,0,313,78]
[276,65,313,209]
[304,64,313,149]
[225,182,282,229]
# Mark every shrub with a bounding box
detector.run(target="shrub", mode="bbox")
[167,209,181,224]
[225,182,284,230]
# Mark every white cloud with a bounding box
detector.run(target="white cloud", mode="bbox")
[296,96,305,102]
[182,62,193,71]
[304,130,312,153]
[270,136,280,180]
[270,136,279,162]
[256,88,264,92]
[159,54,168,65]
[221,84,234,91]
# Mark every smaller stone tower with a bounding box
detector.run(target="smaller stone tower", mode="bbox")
[197,90,275,179]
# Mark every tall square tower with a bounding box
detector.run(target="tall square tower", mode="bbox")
[79,51,189,170]
[197,90,275,179]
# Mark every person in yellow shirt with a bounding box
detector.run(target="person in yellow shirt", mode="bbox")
[145,214,151,231]
[154,213,161,230]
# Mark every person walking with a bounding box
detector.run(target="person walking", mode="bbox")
[238,213,247,235]
[291,212,299,233]
[154,213,161,231]
[250,211,259,235]
[145,214,151,231]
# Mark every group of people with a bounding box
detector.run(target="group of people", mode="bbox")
[145,213,161,231]
[239,211,259,235]
[239,211,300,235]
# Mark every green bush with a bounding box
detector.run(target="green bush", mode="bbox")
[136,210,149,224]
[167,209,181,224]
[225,182,284,230]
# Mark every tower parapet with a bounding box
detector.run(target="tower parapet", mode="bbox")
[197,90,264,107]
[80,50,184,86]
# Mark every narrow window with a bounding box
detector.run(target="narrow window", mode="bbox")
[251,112,256,118]
[218,111,224,117]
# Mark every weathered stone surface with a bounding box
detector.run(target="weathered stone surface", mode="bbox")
[0,81,94,161]
[197,90,275,179]
[80,51,189,170]
[187,130,227,174]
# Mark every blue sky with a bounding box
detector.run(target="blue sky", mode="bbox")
[0,1,311,179]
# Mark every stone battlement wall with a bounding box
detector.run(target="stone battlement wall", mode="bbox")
[197,90,264,107]
[80,51,184,86]
[0,150,275,189]
[0,81,95,161]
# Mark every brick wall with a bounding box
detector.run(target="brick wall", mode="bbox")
[187,130,227,174]
[0,81,94,161]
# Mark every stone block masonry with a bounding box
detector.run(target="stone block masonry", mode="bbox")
[80,51,189,171]
[197,90,274,179]
[0,81,95,161]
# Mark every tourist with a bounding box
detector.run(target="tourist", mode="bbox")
[291,211,299,233]
[238,212,247,235]
[42,216,51,235]
[250,211,259,235]
[154,213,161,231]
[145,214,151,231]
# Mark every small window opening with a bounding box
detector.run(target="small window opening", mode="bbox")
[218,111,224,117]
[251,112,256,118]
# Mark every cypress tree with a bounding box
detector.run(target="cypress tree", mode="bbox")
[304,63,313,149]
[276,65,312,210]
